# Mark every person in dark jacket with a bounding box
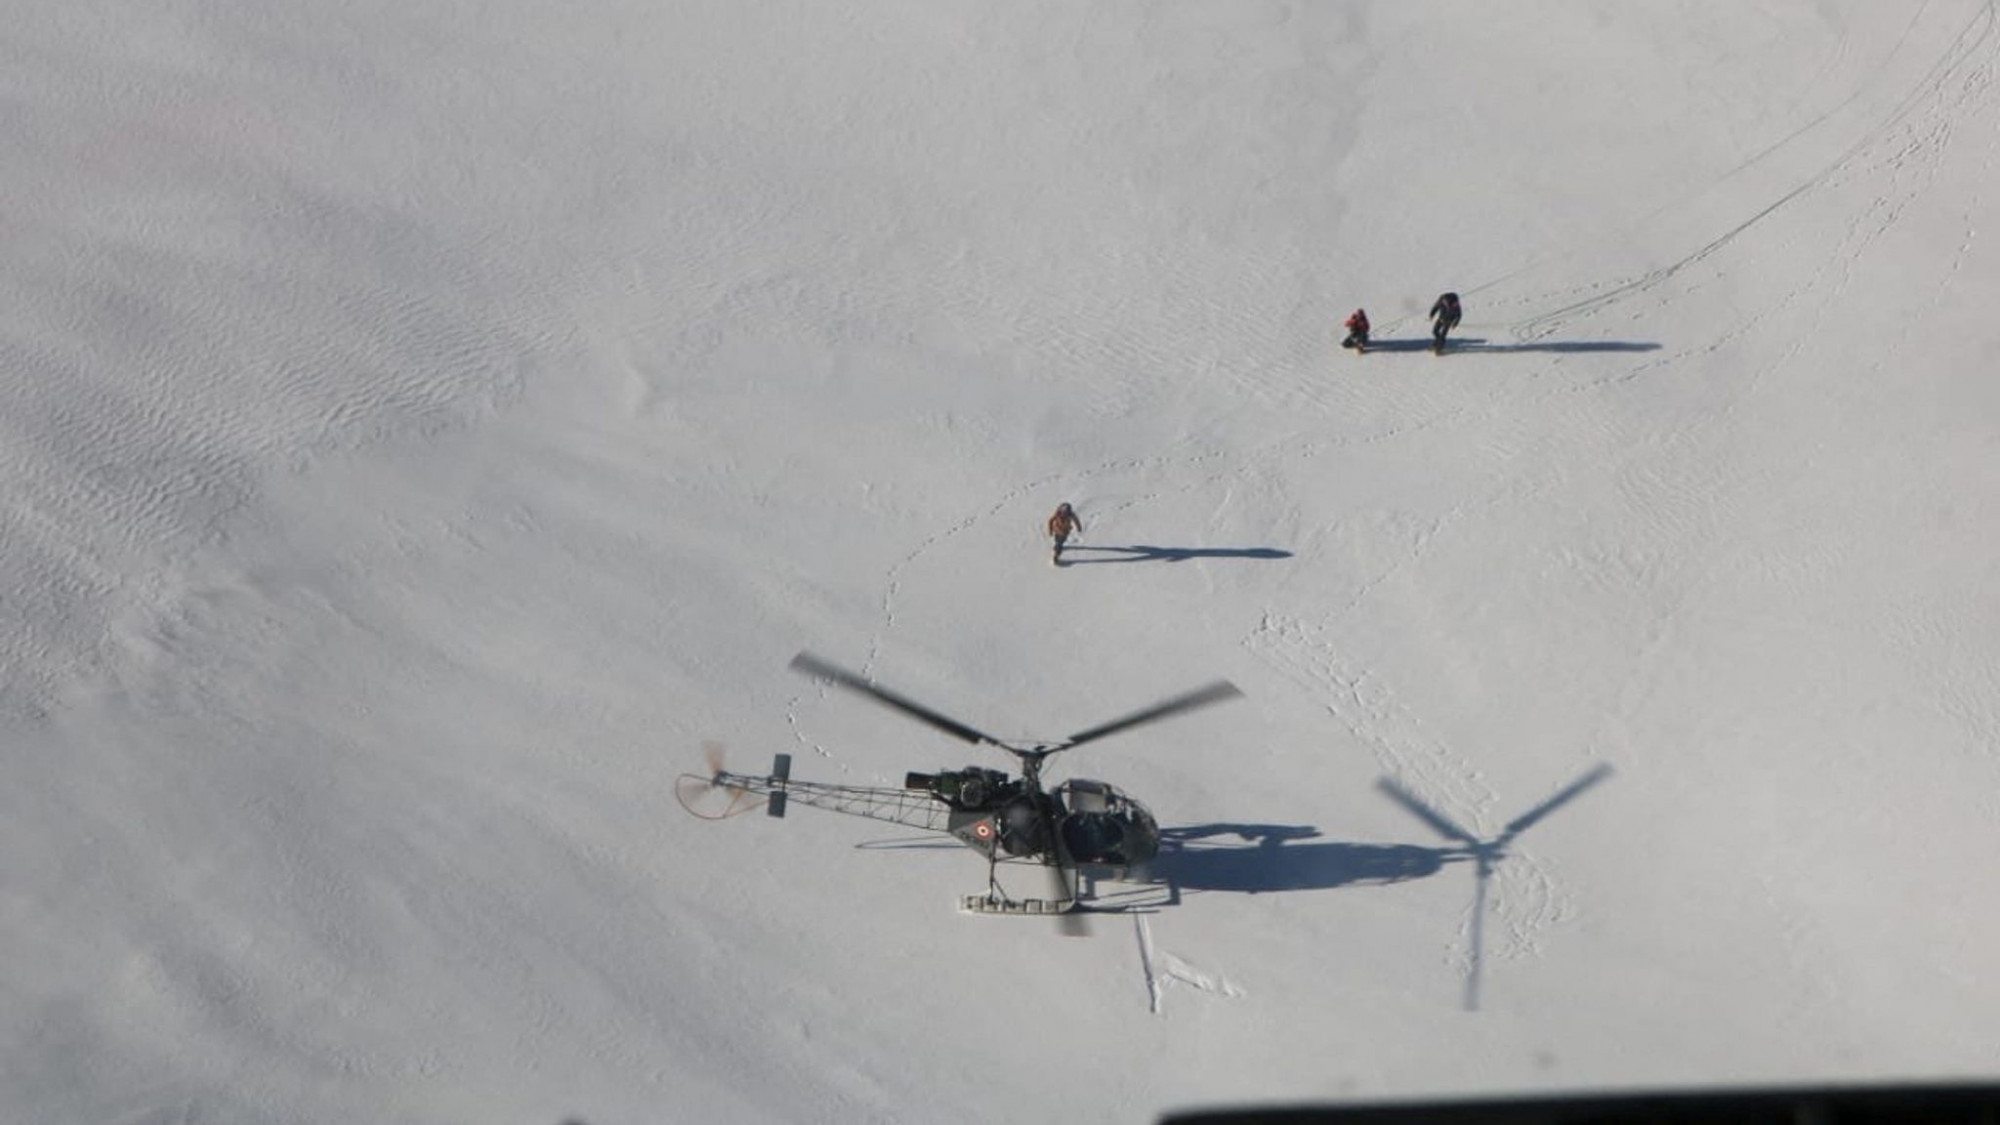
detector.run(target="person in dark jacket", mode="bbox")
[1428,292,1462,353]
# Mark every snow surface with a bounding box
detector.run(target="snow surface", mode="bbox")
[6,1,2000,1121]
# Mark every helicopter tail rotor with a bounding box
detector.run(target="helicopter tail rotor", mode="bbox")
[674,742,762,820]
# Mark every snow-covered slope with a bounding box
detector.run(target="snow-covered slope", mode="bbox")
[5,1,1999,1122]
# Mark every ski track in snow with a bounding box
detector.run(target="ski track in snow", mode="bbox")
[1493,0,1997,344]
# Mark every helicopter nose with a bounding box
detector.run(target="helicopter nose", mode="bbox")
[1125,810,1161,865]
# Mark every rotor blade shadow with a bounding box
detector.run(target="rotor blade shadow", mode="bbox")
[1376,778,1479,846]
[1503,762,1614,838]
[1375,765,1615,1011]
[1059,545,1294,565]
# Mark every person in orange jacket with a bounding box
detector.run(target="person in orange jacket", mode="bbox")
[1047,502,1084,565]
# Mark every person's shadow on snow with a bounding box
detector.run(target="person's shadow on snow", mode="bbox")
[1059,545,1292,565]
[1362,336,1661,354]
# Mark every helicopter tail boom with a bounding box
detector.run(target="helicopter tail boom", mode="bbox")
[700,755,958,835]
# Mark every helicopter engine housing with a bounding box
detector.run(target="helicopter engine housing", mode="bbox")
[906,766,1012,811]
[997,794,1054,857]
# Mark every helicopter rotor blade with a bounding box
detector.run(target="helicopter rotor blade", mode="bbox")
[1374,777,1481,848]
[789,652,1002,747]
[1499,763,1613,841]
[1059,680,1244,751]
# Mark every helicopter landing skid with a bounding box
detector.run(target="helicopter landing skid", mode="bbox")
[960,893,1077,916]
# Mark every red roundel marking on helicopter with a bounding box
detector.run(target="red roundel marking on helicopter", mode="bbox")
[973,820,994,840]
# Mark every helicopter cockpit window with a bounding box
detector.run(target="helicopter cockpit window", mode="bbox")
[1062,779,1110,813]
[1061,813,1126,865]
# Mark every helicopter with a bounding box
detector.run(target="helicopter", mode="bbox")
[677,652,1243,924]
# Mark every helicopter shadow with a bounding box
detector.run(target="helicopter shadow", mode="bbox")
[1083,823,1456,912]
[858,826,1455,900]
[1059,545,1293,565]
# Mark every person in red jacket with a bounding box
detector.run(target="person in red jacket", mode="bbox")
[1341,308,1371,353]
[1047,502,1084,565]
